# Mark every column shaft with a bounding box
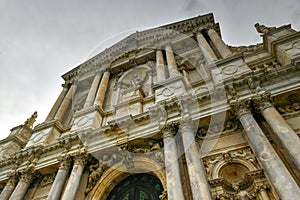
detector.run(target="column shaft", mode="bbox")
[162,128,184,200]
[207,29,232,58]
[260,104,300,170]
[84,73,102,108]
[196,32,218,62]
[46,87,68,121]
[238,109,300,200]
[181,122,212,200]
[54,84,74,121]
[47,159,70,200]
[94,70,110,108]
[8,174,32,200]
[259,189,270,200]
[61,157,85,200]
[156,50,166,82]
[165,45,180,78]
[0,180,16,200]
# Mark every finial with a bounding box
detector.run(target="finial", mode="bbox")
[24,111,38,128]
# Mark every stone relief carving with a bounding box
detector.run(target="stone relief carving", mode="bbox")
[196,120,238,139]
[203,147,258,180]
[277,101,300,114]
[116,65,152,102]
[203,147,270,200]
[118,143,134,170]
[40,173,56,187]
[85,162,107,194]
[222,65,239,75]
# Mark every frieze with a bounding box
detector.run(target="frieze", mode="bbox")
[276,101,300,114]
[40,173,56,187]
[196,120,238,139]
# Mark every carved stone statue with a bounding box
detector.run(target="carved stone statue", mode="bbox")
[24,111,38,127]
[159,190,167,200]
[254,23,276,34]
[232,182,251,200]
[85,163,105,194]
[223,152,232,163]
[148,139,162,151]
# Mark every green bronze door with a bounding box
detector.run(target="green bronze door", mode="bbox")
[107,174,163,200]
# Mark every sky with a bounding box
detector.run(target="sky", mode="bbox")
[0,0,299,139]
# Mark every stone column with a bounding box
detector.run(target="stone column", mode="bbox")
[47,157,71,200]
[156,49,167,82]
[8,173,33,200]
[207,29,232,58]
[54,84,75,121]
[162,126,184,200]
[94,70,110,108]
[254,95,300,171]
[61,156,86,200]
[258,187,270,200]
[181,120,212,200]
[46,85,69,121]
[84,72,102,108]
[165,45,180,78]
[0,176,18,200]
[235,103,300,200]
[196,32,218,63]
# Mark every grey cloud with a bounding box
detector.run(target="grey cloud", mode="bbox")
[0,0,299,139]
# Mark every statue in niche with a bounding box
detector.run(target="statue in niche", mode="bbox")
[130,74,143,87]
[24,111,38,128]
[232,182,251,200]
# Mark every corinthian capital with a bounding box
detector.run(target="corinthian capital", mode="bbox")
[161,123,178,138]
[58,154,72,170]
[252,92,273,112]
[230,99,251,119]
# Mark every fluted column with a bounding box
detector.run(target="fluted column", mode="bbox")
[235,103,300,200]
[94,70,110,108]
[47,157,71,200]
[46,86,69,121]
[254,95,300,171]
[162,126,184,200]
[165,45,180,78]
[61,156,86,200]
[196,32,218,63]
[156,49,167,82]
[54,84,75,121]
[207,29,232,58]
[8,173,33,200]
[181,120,212,200]
[0,176,18,200]
[83,72,102,108]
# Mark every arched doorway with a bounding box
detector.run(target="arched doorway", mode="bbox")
[107,173,163,200]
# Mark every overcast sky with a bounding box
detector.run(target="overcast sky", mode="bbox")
[0,0,299,139]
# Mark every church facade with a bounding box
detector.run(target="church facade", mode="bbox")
[0,13,300,200]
